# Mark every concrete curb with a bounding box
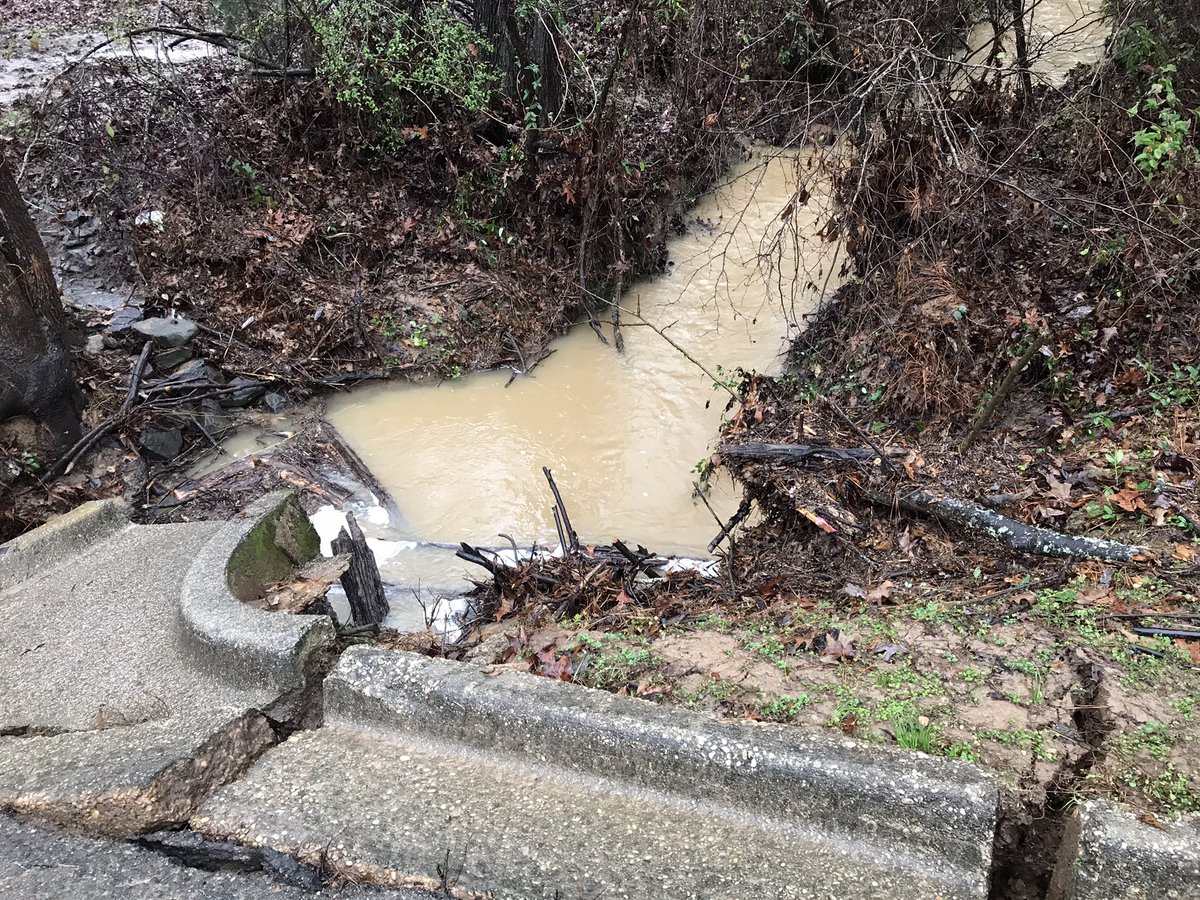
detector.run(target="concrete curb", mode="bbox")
[179,492,335,693]
[1052,801,1200,899]
[0,499,130,589]
[326,645,999,880]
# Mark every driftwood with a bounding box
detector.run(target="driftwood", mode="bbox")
[332,512,389,626]
[884,490,1153,564]
[254,555,350,615]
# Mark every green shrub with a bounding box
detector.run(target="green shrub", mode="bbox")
[313,0,499,144]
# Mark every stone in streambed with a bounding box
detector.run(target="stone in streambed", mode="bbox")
[220,377,267,408]
[139,427,183,460]
[153,347,192,371]
[132,315,198,348]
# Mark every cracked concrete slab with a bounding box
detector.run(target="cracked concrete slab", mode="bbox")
[0,814,439,899]
[0,493,335,834]
[0,712,275,835]
[192,646,1000,899]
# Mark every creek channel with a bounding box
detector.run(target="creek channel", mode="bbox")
[312,149,838,629]
[217,0,1107,631]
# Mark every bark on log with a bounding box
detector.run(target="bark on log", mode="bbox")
[332,512,389,626]
[0,154,82,448]
[887,490,1153,564]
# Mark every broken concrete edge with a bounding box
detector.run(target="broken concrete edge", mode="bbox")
[180,491,335,694]
[0,711,276,838]
[325,646,1000,874]
[190,830,489,900]
[1050,801,1200,900]
[0,499,130,589]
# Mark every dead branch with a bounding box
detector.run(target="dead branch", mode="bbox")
[959,334,1047,453]
[879,489,1154,564]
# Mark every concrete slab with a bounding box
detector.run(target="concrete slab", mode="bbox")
[0,712,274,835]
[0,492,336,834]
[0,814,439,899]
[0,519,258,732]
[193,646,1000,899]
[1053,802,1200,899]
[0,499,130,590]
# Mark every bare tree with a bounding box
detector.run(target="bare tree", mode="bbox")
[0,154,83,449]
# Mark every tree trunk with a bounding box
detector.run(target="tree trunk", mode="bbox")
[472,0,566,124]
[0,154,82,448]
[1008,0,1034,113]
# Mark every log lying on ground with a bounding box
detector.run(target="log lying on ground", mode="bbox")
[332,512,389,626]
[881,490,1153,564]
[721,442,908,467]
[722,440,1153,564]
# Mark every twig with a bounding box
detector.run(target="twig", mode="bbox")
[543,467,578,551]
[825,398,902,477]
[708,496,753,553]
[960,334,1047,453]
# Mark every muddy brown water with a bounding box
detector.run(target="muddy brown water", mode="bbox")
[326,151,838,567]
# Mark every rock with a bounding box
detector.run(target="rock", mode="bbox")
[263,392,289,413]
[139,427,183,460]
[220,377,267,408]
[201,399,236,438]
[153,347,192,371]
[107,306,143,334]
[132,316,198,348]
[171,359,225,385]
[134,210,165,231]
[83,335,107,358]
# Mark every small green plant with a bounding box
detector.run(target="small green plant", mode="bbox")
[979,727,1058,761]
[759,693,812,722]
[409,321,430,348]
[943,741,977,762]
[227,157,272,208]
[1128,66,1198,180]
[894,717,938,754]
[960,666,986,684]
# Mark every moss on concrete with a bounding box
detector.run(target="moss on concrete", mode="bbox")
[226,495,319,602]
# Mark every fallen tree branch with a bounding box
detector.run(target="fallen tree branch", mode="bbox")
[878,489,1154,564]
[721,442,907,465]
[960,334,1047,453]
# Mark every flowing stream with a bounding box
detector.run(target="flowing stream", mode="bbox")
[321,150,839,606]
[212,0,1105,629]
